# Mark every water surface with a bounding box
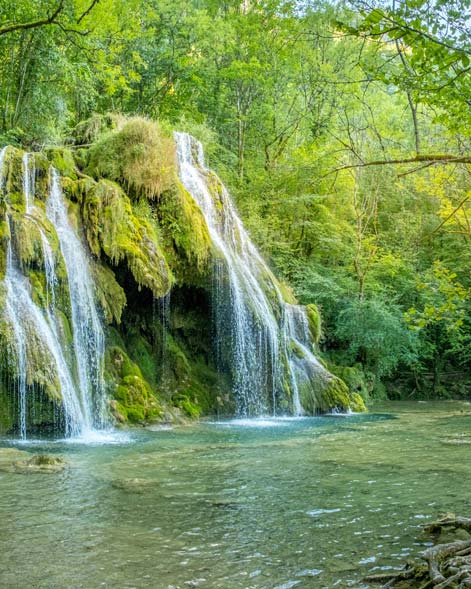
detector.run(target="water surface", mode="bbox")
[1,401,470,588]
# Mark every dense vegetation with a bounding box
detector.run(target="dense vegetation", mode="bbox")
[2,0,471,404]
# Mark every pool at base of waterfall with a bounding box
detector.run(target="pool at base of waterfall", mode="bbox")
[1,401,470,589]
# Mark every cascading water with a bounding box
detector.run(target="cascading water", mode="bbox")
[0,149,109,438]
[3,227,85,437]
[46,168,107,430]
[283,304,332,414]
[175,132,333,416]
[22,152,34,213]
[175,133,281,415]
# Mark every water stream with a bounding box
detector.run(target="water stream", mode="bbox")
[0,402,468,589]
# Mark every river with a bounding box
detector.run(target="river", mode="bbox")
[1,401,470,588]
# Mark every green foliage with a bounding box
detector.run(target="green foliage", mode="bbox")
[405,261,471,332]
[1,0,471,405]
[335,298,419,380]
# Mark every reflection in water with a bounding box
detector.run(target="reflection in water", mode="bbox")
[0,402,470,588]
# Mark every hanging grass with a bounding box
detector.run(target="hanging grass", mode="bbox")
[86,117,177,200]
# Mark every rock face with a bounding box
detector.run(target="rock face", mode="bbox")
[0,115,364,436]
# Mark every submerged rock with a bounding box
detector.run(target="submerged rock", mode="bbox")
[0,448,66,474]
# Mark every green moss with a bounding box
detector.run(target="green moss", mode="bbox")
[61,176,96,205]
[3,147,24,197]
[27,269,47,307]
[166,333,191,376]
[172,392,202,418]
[290,340,306,359]
[306,304,322,343]
[82,179,173,298]
[73,113,123,146]
[158,181,212,276]
[45,148,77,180]
[350,392,367,412]
[31,152,53,202]
[161,331,223,417]
[10,214,44,268]
[0,210,10,279]
[279,281,297,304]
[126,330,157,386]
[90,260,126,324]
[105,346,163,424]
[86,117,177,200]
[54,309,74,356]
[326,362,370,404]
[0,380,14,433]
[322,377,351,410]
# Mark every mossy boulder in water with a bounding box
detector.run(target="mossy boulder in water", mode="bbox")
[298,372,366,414]
[0,448,66,473]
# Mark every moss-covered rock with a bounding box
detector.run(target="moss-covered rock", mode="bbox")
[45,148,77,180]
[331,361,369,390]
[158,180,212,278]
[306,303,322,343]
[349,392,367,412]
[105,346,163,424]
[73,113,123,146]
[90,260,126,324]
[80,178,173,298]
[86,117,177,199]
[0,208,10,279]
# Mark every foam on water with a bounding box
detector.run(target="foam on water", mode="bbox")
[63,429,132,445]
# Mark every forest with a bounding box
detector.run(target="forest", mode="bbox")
[3,0,468,403]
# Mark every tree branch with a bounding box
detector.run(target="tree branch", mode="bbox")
[329,154,471,175]
[77,0,101,24]
[0,1,64,37]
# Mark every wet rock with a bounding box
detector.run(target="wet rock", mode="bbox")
[0,448,66,474]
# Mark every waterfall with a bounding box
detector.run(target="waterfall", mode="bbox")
[175,132,332,416]
[3,218,85,437]
[46,168,107,430]
[0,150,109,438]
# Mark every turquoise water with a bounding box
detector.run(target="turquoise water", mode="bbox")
[1,402,471,588]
